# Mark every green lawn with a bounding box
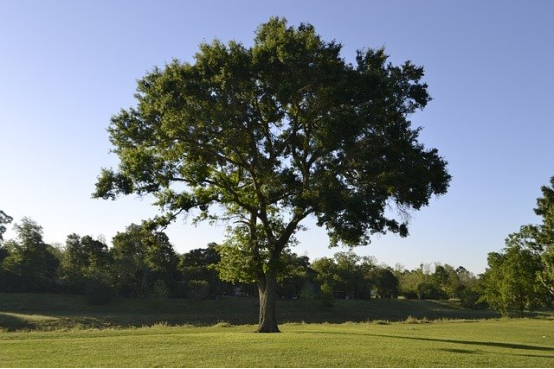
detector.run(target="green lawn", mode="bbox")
[1,319,553,367]
[0,293,552,367]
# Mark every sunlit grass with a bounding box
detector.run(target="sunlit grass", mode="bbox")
[1,319,553,367]
[1,293,552,366]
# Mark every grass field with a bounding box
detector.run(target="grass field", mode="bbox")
[1,319,553,367]
[0,293,553,367]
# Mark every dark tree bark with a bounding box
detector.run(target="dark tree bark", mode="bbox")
[256,270,280,333]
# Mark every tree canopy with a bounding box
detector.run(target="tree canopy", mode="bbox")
[93,17,450,332]
[1,217,59,292]
[481,176,554,315]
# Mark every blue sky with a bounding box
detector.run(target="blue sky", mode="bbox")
[1,0,553,274]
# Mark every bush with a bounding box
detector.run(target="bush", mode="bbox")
[460,286,488,310]
[186,280,209,299]
[299,283,317,299]
[318,283,335,307]
[417,282,446,300]
[85,278,116,305]
[150,279,170,299]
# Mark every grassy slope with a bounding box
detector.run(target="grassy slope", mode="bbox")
[0,293,502,331]
[1,319,553,367]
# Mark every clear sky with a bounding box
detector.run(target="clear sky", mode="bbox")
[1,0,553,274]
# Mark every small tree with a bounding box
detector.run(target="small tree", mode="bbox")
[481,245,544,317]
[93,18,450,332]
[483,176,554,312]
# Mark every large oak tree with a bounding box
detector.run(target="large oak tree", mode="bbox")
[93,18,451,332]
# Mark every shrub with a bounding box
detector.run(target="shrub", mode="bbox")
[150,279,170,299]
[186,280,209,299]
[85,278,116,305]
[318,282,335,307]
[460,286,488,310]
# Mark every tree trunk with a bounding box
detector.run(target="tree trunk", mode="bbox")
[257,270,280,333]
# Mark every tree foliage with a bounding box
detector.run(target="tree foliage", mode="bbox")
[93,17,450,331]
[535,177,554,299]
[180,243,232,298]
[61,234,111,293]
[311,251,375,299]
[368,267,400,299]
[1,218,59,292]
[110,223,178,297]
[0,210,13,242]
[481,246,544,317]
[481,176,554,315]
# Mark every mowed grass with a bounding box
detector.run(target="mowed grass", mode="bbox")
[1,319,553,367]
[0,293,502,331]
[1,294,552,367]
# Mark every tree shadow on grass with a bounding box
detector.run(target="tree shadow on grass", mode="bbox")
[0,311,117,331]
[298,329,554,353]
[438,347,554,359]
[438,348,480,354]
[384,334,554,352]
[511,353,554,359]
[0,312,37,331]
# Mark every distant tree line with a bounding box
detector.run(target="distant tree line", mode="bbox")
[0,215,480,306]
[1,177,553,317]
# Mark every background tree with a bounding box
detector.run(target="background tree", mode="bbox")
[311,251,375,299]
[396,264,434,299]
[481,244,544,317]
[93,18,450,332]
[277,252,312,299]
[180,243,233,298]
[0,210,13,243]
[540,246,554,301]
[454,266,484,309]
[60,234,111,293]
[482,176,554,312]
[310,256,337,302]
[0,211,13,291]
[110,223,178,297]
[431,264,461,299]
[368,266,399,299]
[333,251,374,299]
[1,218,59,292]
[395,267,420,299]
[534,177,554,301]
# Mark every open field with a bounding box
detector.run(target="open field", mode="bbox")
[1,319,553,367]
[1,293,553,367]
[0,293,504,331]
